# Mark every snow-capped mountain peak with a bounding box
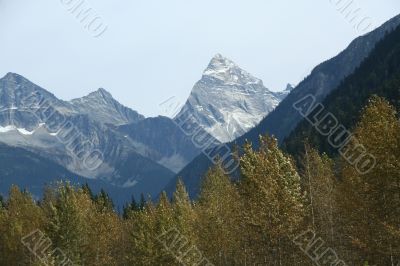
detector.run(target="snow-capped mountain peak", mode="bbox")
[175,54,281,143]
[203,54,262,86]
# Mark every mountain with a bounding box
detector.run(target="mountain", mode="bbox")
[0,72,73,131]
[0,73,175,199]
[116,54,288,173]
[174,54,281,143]
[283,23,400,159]
[164,14,400,198]
[71,88,144,126]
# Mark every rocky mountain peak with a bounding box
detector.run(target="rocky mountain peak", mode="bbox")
[80,88,114,103]
[71,88,144,126]
[93,87,113,98]
[175,55,280,143]
[3,72,19,80]
[202,54,262,85]
[1,72,31,87]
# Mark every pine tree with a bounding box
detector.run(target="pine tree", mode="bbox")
[81,183,94,200]
[123,195,139,219]
[139,193,146,210]
[94,189,114,212]
[0,194,4,209]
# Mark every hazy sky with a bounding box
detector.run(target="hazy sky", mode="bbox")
[0,0,399,117]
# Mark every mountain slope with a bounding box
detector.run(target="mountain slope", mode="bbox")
[174,54,280,143]
[118,116,202,173]
[240,14,400,145]
[283,24,400,158]
[0,143,139,207]
[165,14,400,198]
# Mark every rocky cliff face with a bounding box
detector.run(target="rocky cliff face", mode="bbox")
[174,54,282,143]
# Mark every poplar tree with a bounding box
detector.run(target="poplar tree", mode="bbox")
[339,96,400,264]
[239,135,305,265]
[300,145,336,242]
[171,180,197,265]
[0,186,45,265]
[43,183,92,265]
[126,199,158,265]
[196,163,242,265]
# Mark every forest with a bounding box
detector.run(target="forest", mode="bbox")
[0,96,398,265]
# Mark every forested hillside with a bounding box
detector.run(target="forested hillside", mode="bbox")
[283,24,400,158]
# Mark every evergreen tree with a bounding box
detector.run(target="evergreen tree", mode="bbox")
[139,193,146,210]
[0,194,4,209]
[123,195,139,219]
[81,182,94,200]
[94,189,114,212]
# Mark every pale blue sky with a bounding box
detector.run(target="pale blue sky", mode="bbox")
[0,0,399,117]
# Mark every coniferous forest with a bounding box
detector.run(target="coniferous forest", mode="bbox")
[0,96,398,265]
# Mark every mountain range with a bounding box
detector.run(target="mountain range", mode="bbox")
[1,13,399,204]
[0,55,287,204]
